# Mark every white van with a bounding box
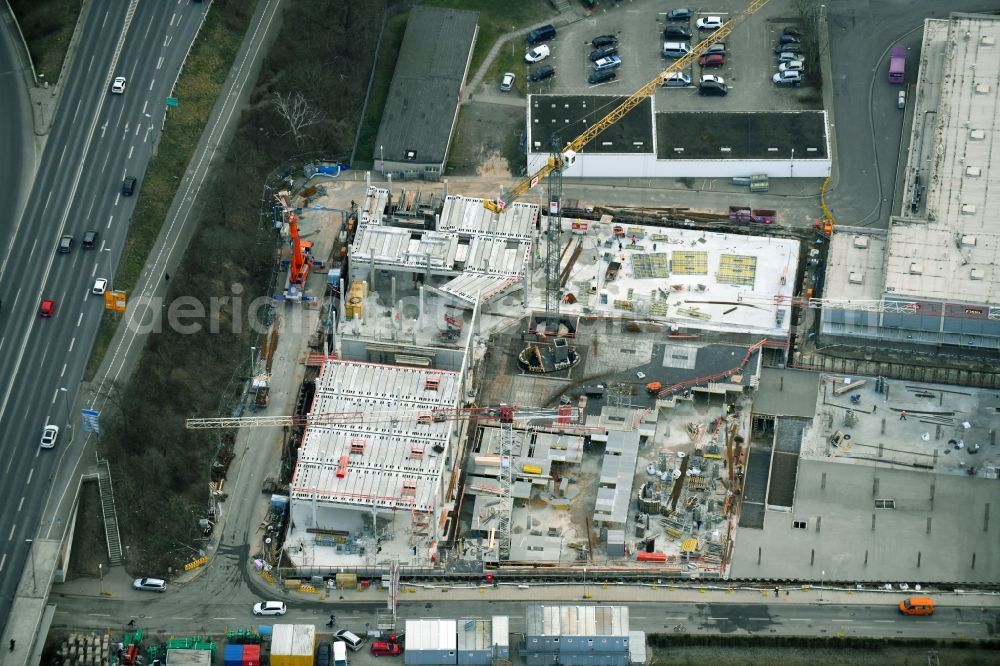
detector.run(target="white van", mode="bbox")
[661,42,691,58]
[333,640,347,666]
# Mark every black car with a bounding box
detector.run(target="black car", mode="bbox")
[778,34,801,45]
[589,44,619,61]
[698,80,728,96]
[774,43,802,54]
[588,69,617,85]
[591,34,618,48]
[526,24,556,45]
[783,26,803,37]
[122,175,137,195]
[530,65,555,82]
[666,8,692,21]
[82,229,98,248]
[663,26,691,39]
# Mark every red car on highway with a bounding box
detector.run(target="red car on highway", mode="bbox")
[39,299,55,317]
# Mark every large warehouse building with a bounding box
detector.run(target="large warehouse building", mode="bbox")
[820,12,1000,350]
[526,95,831,178]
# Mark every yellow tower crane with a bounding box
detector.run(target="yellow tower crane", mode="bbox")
[483,0,771,214]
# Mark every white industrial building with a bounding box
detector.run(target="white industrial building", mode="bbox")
[820,12,1000,350]
[285,359,462,567]
[526,95,831,179]
[404,617,510,665]
[523,605,635,666]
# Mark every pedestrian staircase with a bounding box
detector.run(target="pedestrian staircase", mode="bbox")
[549,0,572,13]
[97,459,124,565]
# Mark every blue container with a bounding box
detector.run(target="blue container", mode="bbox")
[257,625,273,639]
[224,643,244,666]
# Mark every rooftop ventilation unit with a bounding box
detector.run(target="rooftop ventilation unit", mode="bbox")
[849,272,864,284]
[853,236,870,248]
[909,262,923,275]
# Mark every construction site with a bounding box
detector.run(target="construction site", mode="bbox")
[178,2,1000,590]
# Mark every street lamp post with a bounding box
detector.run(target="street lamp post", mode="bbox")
[98,563,104,595]
[26,539,36,593]
[820,569,825,602]
[380,145,384,176]
[250,346,257,377]
[59,387,71,431]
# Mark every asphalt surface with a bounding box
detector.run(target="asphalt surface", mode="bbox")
[0,0,207,634]
[0,5,34,266]
[825,0,1000,228]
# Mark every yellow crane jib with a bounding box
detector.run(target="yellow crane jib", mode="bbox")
[482,0,769,214]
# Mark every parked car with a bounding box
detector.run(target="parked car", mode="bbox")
[777,51,800,63]
[133,577,167,592]
[39,299,55,318]
[783,26,803,37]
[696,16,724,30]
[699,80,728,96]
[661,41,691,58]
[593,54,621,71]
[526,24,556,45]
[699,53,725,67]
[525,45,550,63]
[588,69,617,85]
[111,76,126,94]
[705,42,726,55]
[662,71,692,87]
[370,641,403,657]
[775,43,802,55]
[93,278,108,295]
[589,44,619,61]
[700,74,726,86]
[40,425,59,449]
[778,34,801,45]
[591,34,618,48]
[253,601,287,616]
[500,72,515,91]
[666,8,692,21]
[779,60,804,72]
[773,70,803,86]
[663,26,691,40]
[529,65,555,82]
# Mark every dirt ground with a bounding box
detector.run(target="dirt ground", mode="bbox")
[446,101,526,177]
[66,481,111,580]
[650,646,996,665]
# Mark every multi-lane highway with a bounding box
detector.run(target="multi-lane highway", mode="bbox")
[0,0,207,635]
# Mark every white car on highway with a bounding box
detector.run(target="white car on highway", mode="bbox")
[93,278,108,295]
[253,601,287,616]
[40,425,59,449]
[111,77,126,94]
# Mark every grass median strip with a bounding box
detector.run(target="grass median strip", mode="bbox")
[9,0,82,83]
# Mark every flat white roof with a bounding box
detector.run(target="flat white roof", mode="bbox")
[290,360,460,513]
[536,220,799,337]
[526,605,629,638]
[438,195,536,239]
[406,619,458,651]
[825,228,887,301]
[886,13,1000,304]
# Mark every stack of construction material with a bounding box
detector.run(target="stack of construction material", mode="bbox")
[56,633,111,666]
[270,624,316,666]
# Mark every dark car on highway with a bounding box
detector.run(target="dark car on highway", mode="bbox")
[530,65,555,82]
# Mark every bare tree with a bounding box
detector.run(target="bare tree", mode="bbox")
[272,91,322,143]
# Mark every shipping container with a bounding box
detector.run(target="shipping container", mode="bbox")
[271,624,316,666]
[224,644,245,666]
[243,644,261,666]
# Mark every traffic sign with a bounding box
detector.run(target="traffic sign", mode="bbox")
[81,409,101,433]
[166,97,179,107]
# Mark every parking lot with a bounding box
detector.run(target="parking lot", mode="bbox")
[522,0,823,111]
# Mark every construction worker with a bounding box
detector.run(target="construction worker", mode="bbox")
[899,410,908,421]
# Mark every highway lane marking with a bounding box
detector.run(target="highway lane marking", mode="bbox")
[0,338,4,354]
[52,388,59,404]
[707,617,729,621]
[88,54,96,74]
[73,99,82,125]
[77,312,83,327]
[789,618,811,622]
[129,145,135,159]
[85,197,96,221]
[102,10,109,28]
[664,617,687,621]
[148,78,156,92]
[157,55,165,71]
[0,554,5,572]
[873,620,895,623]
[107,214,114,230]
[101,152,110,173]
[957,621,980,625]
[58,145,68,169]
[89,613,112,617]
[749,618,770,621]
[43,191,52,213]
[171,12,178,28]
[7,524,15,540]
[91,263,98,277]
[61,363,67,378]
[213,617,236,620]
[27,468,33,485]
[17,497,24,512]
[172,617,194,620]
[142,100,148,116]
[69,337,76,352]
